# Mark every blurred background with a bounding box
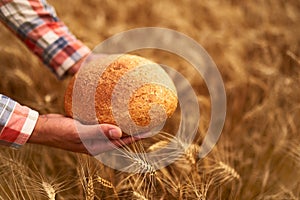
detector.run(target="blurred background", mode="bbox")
[0,0,299,199]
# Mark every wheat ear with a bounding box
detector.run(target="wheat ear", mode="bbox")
[218,161,241,181]
[86,176,95,200]
[96,176,114,188]
[42,181,56,200]
[133,191,148,200]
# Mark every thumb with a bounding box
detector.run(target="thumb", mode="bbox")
[77,123,122,140]
[99,124,122,139]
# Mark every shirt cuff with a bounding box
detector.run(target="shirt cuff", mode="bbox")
[51,41,91,78]
[0,95,39,149]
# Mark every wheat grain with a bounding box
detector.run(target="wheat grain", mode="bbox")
[199,155,241,188]
[171,141,201,173]
[184,144,201,165]
[13,68,34,86]
[86,176,94,200]
[218,161,240,181]
[96,176,114,188]
[114,139,157,175]
[132,191,149,200]
[147,140,169,152]
[286,141,300,165]
[42,181,56,200]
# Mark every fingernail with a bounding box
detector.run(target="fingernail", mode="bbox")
[109,129,121,139]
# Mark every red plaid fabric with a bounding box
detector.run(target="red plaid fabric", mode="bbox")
[0,95,38,148]
[0,0,91,78]
[0,0,91,148]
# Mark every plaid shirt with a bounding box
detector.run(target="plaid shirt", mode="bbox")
[0,0,91,148]
[0,95,38,148]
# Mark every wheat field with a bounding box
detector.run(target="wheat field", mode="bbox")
[0,0,300,199]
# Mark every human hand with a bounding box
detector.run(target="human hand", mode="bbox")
[67,53,108,75]
[28,114,143,155]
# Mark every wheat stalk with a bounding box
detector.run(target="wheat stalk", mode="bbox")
[258,184,299,200]
[184,175,212,200]
[0,178,19,200]
[286,50,300,66]
[159,168,185,199]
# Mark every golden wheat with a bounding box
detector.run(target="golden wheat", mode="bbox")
[0,0,299,199]
[257,184,299,200]
[286,50,300,66]
[217,161,240,181]
[183,174,212,200]
[184,143,201,165]
[96,176,114,189]
[285,141,300,165]
[147,140,169,152]
[86,176,95,200]
[159,168,185,199]
[42,181,56,200]
[132,191,148,200]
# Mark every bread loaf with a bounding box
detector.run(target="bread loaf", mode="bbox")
[64,54,178,134]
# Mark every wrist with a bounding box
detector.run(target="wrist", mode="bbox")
[28,115,49,144]
[67,54,89,75]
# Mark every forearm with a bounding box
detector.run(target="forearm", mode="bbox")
[28,115,54,145]
[28,114,81,148]
[0,0,91,78]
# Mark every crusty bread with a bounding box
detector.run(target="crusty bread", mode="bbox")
[64,54,178,134]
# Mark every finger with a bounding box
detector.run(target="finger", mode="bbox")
[40,114,65,118]
[98,124,122,139]
[78,123,122,140]
[101,134,146,152]
[82,131,153,155]
[110,135,141,148]
[83,135,141,155]
[96,132,151,151]
[131,131,156,139]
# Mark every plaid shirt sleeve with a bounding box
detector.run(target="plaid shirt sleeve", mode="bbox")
[0,0,91,78]
[0,94,39,149]
[0,0,91,149]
